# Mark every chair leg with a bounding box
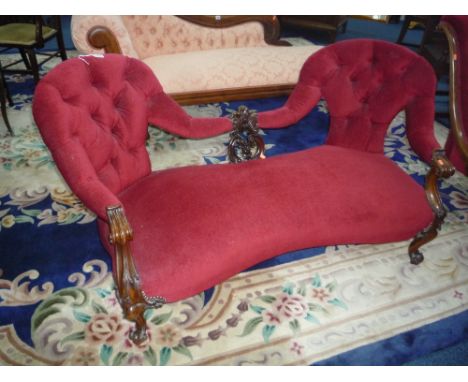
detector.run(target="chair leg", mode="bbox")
[127,304,149,344]
[0,80,13,136]
[409,216,444,265]
[397,17,412,44]
[20,48,31,70]
[25,48,40,84]
[341,20,348,34]
[54,17,68,61]
[107,205,166,345]
[0,71,13,106]
[56,33,68,61]
[408,149,455,265]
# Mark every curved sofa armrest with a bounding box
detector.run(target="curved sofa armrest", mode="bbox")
[408,148,455,265]
[50,146,123,222]
[258,83,322,128]
[405,94,443,165]
[42,140,122,222]
[71,15,139,57]
[147,92,232,138]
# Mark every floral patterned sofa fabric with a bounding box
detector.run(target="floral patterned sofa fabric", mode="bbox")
[143,46,320,95]
[121,15,268,58]
[70,15,322,103]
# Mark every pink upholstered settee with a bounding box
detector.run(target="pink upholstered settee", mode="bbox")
[70,15,322,104]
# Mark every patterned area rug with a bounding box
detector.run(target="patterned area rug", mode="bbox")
[1,53,468,366]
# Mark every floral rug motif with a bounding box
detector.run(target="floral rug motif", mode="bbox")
[1,53,468,366]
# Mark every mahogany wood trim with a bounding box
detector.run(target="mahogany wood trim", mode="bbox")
[439,21,468,171]
[408,149,455,265]
[170,84,295,105]
[87,25,122,54]
[177,15,291,46]
[107,205,165,345]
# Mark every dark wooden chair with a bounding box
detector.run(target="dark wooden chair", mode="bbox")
[0,15,67,85]
[0,60,13,136]
[396,16,441,50]
[0,16,67,135]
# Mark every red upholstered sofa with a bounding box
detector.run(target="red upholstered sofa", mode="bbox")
[32,39,454,345]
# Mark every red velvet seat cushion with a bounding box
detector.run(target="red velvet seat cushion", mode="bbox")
[99,145,433,302]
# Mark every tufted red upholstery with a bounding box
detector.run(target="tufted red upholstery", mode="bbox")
[258,39,440,164]
[32,54,232,220]
[441,16,468,175]
[33,42,439,305]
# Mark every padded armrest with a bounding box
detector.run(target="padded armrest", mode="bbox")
[147,92,232,138]
[405,95,442,164]
[39,138,122,222]
[33,85,122,221]
[258,82,321,128]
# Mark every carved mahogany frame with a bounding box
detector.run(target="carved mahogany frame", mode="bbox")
[228,106,265,162]
[438,20,468,173]
[170,84,296,105]
[106,205,165,345]
[86,16,294,105]
[409,149,455,264]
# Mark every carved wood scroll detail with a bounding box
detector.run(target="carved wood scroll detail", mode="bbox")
[439,21,468,173]
[227,106,265,163]
[87,26,122,54]
[408,149,455,265]
[107,205,166,345]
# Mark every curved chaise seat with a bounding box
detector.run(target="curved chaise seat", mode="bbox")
[100,145,432,302]
[33,40,454,343]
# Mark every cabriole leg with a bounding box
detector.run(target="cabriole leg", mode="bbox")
[408,149,455,265]
[107,205,166,345]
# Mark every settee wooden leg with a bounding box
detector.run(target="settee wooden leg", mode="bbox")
[126,301,149,344]
[408,149,455,265]
[409,214,445,265]
[107,205,166,345]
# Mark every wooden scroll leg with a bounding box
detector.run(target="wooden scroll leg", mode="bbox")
[408,149,455,265]
[107,206,166,345]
